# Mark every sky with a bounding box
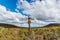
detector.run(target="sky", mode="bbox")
[0,0,60,27]
[0,0,17,11]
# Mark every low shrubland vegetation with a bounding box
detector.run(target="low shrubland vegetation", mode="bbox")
[0,23,60,40]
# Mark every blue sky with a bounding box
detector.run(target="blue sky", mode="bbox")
[0,0,60,27]
[0,0,32,16]
[0,0,17,12]
[0,0,47,27]
[0,0,35,12]
[0,0,42,16]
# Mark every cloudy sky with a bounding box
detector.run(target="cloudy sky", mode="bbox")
[0,0,60,27]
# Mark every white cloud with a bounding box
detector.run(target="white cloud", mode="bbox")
[0,5,46,27]
[16,0,60,24]
[0,5,27,27]
[0,5,6,12]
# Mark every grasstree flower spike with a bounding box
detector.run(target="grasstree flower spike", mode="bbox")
[28,16,31,24]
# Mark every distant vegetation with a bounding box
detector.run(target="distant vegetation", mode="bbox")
[0,23,60,40]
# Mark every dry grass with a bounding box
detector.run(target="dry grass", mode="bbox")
[0,25,60,40]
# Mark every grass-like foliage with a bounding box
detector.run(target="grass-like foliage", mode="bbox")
[0,24,60,40]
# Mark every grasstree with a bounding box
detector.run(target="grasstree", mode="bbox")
[46,29,58,40]
[28,16,32,40]
[27,16,36,40]
[47,33,58,40]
